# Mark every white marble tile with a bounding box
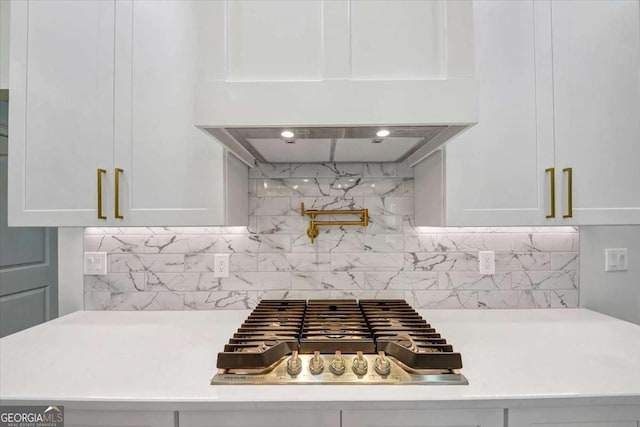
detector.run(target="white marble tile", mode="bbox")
[550,252,579,271]
[550,290,579,308]
[364,163,397,177]
[331,178,409,197]
[364,271,438,290]
[364,196,413,216]
[518,290,552,308]
[255,216,307,234]
[367,215,404,234]
[409,290,478,309]
[87,292,184,311]
[291,271,365,290]
[249,197,291,216]
[219,272,291,291]
[248,179,257,197]
[85,162,581,310]
[404,252,478,271]
[512,270,577,290]
[364,234,404,252]
[110,254,184,273]
[439,272,511,290]
[291,196,364,213]
[184,291,253,309]
[258,253,331,272]
[84,273,146,292]
[511,233,579,252]
[291,232,365,253]
[330,290,406,300]
[249,163,290,178]
[290,163,363,178]
[184,253,258,273]
[218,234,290,253]
[331,252,404,271]
[84,235,145,253]
[257,178,333,197]
[84,292,112,310]
[256,290,333,301]
[495,252,551,271]
[146,272,220,292]
[405,233,512,252]
[478,290,519,309]
[143,235,217,254]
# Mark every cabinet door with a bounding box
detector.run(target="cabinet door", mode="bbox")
[0,0,9,90]
[66,410,173,427]
[180,410,340,427]
[444,1,555,226]
[8,0,115,226]
[552,0,640,224]
[342,409,503,427]
[509,405,640,427]
[114,1,225,226]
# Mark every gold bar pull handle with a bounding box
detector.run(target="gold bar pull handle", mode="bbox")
[563,167,573,219]
[97,168,107,220]
[115,168,124,220]
[545,167,555,219]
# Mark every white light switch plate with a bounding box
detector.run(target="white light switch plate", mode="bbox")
[214,254,230,278]
[478,251,495,275]
[605,248,628,272]
[84,252,108,275]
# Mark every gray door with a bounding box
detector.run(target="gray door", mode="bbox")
[0,100,58,337]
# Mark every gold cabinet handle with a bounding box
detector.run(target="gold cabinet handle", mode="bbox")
[563,167,573,219]
[545,167,555,219]
[97,168,107,220]
[115,168,124,219]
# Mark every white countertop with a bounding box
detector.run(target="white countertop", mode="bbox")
[1,308,639,409]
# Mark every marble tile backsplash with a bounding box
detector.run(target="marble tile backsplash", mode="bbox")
[84,162,579,310]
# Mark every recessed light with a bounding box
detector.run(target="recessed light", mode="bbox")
[376,129,390,137]
[281,130,295,138]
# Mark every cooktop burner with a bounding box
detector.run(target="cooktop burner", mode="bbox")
[212,299,467,385]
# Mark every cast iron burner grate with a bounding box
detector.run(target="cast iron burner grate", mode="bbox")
[216,299,462,371]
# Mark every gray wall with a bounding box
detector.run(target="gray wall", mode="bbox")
[580,225,640,325]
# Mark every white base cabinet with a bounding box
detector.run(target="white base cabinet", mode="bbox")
[342,409,504,427]
[65,411,173,427]
[180,410,340,427]
[509,406,640,427]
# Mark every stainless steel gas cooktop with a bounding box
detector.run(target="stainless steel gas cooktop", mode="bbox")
[212,299,467,385]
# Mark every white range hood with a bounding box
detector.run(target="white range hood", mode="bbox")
[195,0,478,166]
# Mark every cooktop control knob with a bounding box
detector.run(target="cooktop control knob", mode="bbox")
[329,350,345,375]
[374,351,391,376]
[286,351,302,376]
[352,351,368,376]
[309,350,324,375]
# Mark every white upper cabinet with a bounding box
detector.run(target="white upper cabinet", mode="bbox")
[0,0,9,91]
[9,0,247,227]
[195,0,478,153]
[422,0,554,226]
[418,0,640,227]
[9,0,116,226]
[113,1,227,226]
[551,0,640,224]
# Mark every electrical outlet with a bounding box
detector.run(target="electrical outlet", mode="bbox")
[84,252,107,275]
[478,251,495,275]
[214,254,230,278]
[605,248,628,272]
